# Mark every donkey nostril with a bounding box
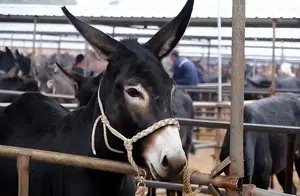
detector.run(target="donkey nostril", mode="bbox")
[161,155,169,168]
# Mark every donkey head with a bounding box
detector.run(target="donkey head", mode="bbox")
[56,62,101,107]
[62,0,194,181]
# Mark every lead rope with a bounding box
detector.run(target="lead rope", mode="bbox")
[183,168,202,196]
[91,84,180,195]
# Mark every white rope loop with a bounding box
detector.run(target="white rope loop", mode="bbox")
[91,85,180,178]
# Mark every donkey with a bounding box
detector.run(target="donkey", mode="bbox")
[56,61,196,196]
[0,48,38,103]
[0,1,194,195]
[220,93,300,194]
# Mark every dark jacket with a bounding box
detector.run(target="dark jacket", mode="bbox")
[277,76,300,89]
[73,67,84,76]
[73,67,94,77]
[173,57,200,85]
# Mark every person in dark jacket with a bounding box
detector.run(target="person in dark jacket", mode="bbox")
[171,50,200,100]
[73,54,94,77]
[73,54,85,76]
[277,64,300,89]
[171,50,201,85]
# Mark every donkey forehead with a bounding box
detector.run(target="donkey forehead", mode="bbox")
[112,42,158,64]
[108,42,171,81]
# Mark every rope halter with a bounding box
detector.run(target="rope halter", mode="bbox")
[91,83,180,179]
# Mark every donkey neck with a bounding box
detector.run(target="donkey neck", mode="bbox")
[77,86,131,196]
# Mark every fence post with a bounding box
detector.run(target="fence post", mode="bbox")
[228,0,245,195]
[17,154,30,196]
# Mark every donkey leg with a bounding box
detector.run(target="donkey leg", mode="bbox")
[275,169,297,194]
[147,188,157,196]
[252,152,272,190]
[269,175,274,189]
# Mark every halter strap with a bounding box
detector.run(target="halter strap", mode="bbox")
[91,80,180,176]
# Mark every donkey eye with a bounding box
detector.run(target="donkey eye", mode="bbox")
[126,88,141,98]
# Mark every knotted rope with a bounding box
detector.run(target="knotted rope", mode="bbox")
[183,168,202,196]
[91,82,180,180]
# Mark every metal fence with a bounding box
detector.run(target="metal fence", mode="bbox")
[0,0,299,195]
[0,88,298,195]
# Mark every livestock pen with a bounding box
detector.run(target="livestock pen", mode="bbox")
[0,84,299,195]
[1,0,300,196]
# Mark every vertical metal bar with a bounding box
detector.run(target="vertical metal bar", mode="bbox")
[112,26,115,38]
[208,39,211,71]
[229,0,245,195]
[83,19,90,77]
[214,107,222,166]
[253,37,257,77]
[39,35,42,55]
[57,36,61,55]
[84,41,88,77]
[280,41,284,64]
[270,20,277,95]
[217,0,222,103]
[17,154,30,196]
[214,4,222,165]
[284,134,295,194]
[10,33,13,48]
[30,16,37,77]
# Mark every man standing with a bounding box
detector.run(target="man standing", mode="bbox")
[171,50,202,101]
[277,64,300,89]
[73,54,85,76]
[170,50,201,85]
[73,54,95,77]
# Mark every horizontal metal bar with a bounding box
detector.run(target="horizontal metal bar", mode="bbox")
[1,29,300,40]
[182,83,231,88]
[0,145,242,190]
[4,36,300,50]
[0,102,78,109]
[0,89,75,99]
[193,100,255,108]
[1,15,300,28]
[177,85,300,94]
[242,184,295,196]
[177,118,300,134]
[194,143,217,149]
[142,180,226,194]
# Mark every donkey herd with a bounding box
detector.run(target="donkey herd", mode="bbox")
[0,0,300,195]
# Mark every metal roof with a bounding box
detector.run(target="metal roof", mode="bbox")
[0,14,299,28]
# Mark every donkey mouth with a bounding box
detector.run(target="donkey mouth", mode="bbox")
[149,163,164,181]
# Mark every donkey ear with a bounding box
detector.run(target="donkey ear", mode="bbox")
[55,63,83,86]
[15,49,20,57]
[61,6,127,60]
[144,0,194,59]
[5,47,14,58]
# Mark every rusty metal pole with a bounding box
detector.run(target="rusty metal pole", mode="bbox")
[228,0,245,195]
[270,20,277,95]
[0,145,242,190]
[242,184,295,196]
[17,154,30,196]
[214,0,223,166]
[84,41,88,77]
[208,39,211,71]
[30,16,38,77]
